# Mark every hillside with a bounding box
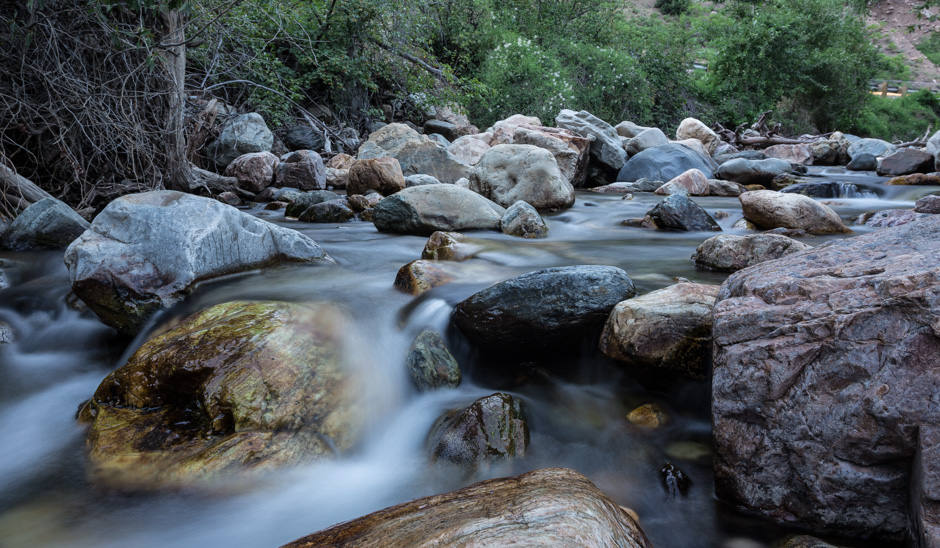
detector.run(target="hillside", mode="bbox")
[867,0,940,84]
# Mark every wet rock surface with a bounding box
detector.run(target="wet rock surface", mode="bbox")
[282,468,652,548]
[692,233,811,272]
[405,330,461,392]
[372,185,504,235]
[712,214,940,537]
[500,200,548,238]
[739,190,851,234]
[646,193,722,232]
[426,392,528,467]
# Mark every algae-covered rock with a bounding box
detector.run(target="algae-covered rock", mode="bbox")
[81,301,364,490]
[406,330,461,391]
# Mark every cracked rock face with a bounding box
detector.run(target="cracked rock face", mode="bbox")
[64,191,333,335]
[712,214,940,538]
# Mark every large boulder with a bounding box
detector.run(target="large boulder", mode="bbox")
[347,158,406,196]
[617,143,716,182]
[715,158,792,186]
[847,138,897,161]
[764,144,814,166]
[846,152,877,171]
[80,301,363,490]
[276,150,327,190]
[224,151,278,193]
[625,128,669,156]
[675,118,721,155]
[914,426,940,548]
[739,190,851,234]
[207,113,274,169]
[615,120,653,138]
[427,393,528,468]
[646,193,721,232]
[555,109,627,173]
[358,123,471,184]
[64,191,332,335]
[712,214,940,537]
[453,265,635,353]
[599,282,720,379]
[692,233,811,272]
[512,126,591,186]
[373,185,505,235]
[447,136,490,165]
[469,144,575,211]
[282,468,652,548]
[877,148,935,176]
[1,197,89,251]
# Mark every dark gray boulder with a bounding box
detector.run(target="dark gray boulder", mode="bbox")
[1,197,89,251]
[284,125,325,152]
[780,181,868,199]
[373,185,505,235]
[453,265,635,352]
[712,214,940,537]
[617,143,716,182]
[877,148,935,177]
[646,193,721,232]
[715,158,792,185]
[285,190,344,218]
[846,152,877,171]
[64,191,332,335]
[426,393,528,468]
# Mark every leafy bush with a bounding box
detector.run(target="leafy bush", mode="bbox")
[849,90,940,142]
[698,0,880,132]
[656,0,691,16]
[918,32,940,66]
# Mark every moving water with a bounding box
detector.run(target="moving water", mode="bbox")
[1,171,931,548]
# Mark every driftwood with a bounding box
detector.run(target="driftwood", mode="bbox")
[712,110,832,149]
[0,164,53,220]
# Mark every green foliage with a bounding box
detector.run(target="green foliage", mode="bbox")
[917,32,940,66]
[849,90,940,141]
[655,0,691,16]
[698,0,880,132]
[874,53,912,80]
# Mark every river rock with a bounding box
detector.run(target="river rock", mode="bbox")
[692,233,810,272]
[712,214,940,537]
[627,403,668,429]
[64,191,332,335]
[626,128,669,156]
[877,148,935,176]
[326,153,355,170]
[1,197,89,251]
[421,231,478,261]
[453,265,635,352]
[207,113,274,169]
[617,143,716,182]
[914,426,940,548]
[283,125,325,152]
[764,144,814,165]
[404,174,441,187]
[501,200,548,239]
[469,144,575,211]
[358,123,471,184]
[916,195,940,214]
[224,151,278,193]
[297,199,356,223]
[715,158,792,186]
[347,158,406,196]
[780,181,866,199]
[406,330,461,392]
[616,120,653,138]
[281,467,651,548]
[646,193,721,232]
[714,150,767,165]
[555,109,627,172]
[447,135,490,165]
[858,209,928,228]
[847,138,897,161]
[423,119,459,142]
[594,180,661,194]
[285,190,344,218]
[676,118,720,155]
[779,536,841,548]
[885,173,940,186]
[512,126,590,186]
[739,190,851,234]
[373,185,504,235]
[810,138,849,166]
[427,393,528,468]
[81,301,362,490]
[599,282,720,379]
[846,152,877,171]
[708,179,745,197]
[655,168,709,196]
[394,260,463,295]
[276,150,327,190]
[325,167,348,189]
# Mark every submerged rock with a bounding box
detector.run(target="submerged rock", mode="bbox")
[712,214,940,537]
[692,233,811,272]
[81,301,363,490]
[394,260,462,295]
[406,330,461,392]
[427,392,528,468]
[599,282,720,379]
[453,265,635,353]
[64,191,332,335]
[1,197,89,251]
[285,190,344,218]
[282,468,652,548]
[421,231,477,261]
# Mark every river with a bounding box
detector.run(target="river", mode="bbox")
[0,167,927,548]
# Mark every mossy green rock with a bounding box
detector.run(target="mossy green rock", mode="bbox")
[82,300,363,490]
[406,330,461,391]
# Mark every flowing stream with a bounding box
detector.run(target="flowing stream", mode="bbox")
[0,167,931,548]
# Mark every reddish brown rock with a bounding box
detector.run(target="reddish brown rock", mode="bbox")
[712,214,940,537]
[347,158,406,197]
[764,144,814,165]
[276,150,327,190]
[281,468,651,548]
[224,151,278,192]
[326,153,355,170]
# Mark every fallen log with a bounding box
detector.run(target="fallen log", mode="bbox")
[0,164,53,220]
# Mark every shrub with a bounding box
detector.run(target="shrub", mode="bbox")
[849,90,940,142]
[656,0,691,16]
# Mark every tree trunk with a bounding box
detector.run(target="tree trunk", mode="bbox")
[160,9,193,191]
